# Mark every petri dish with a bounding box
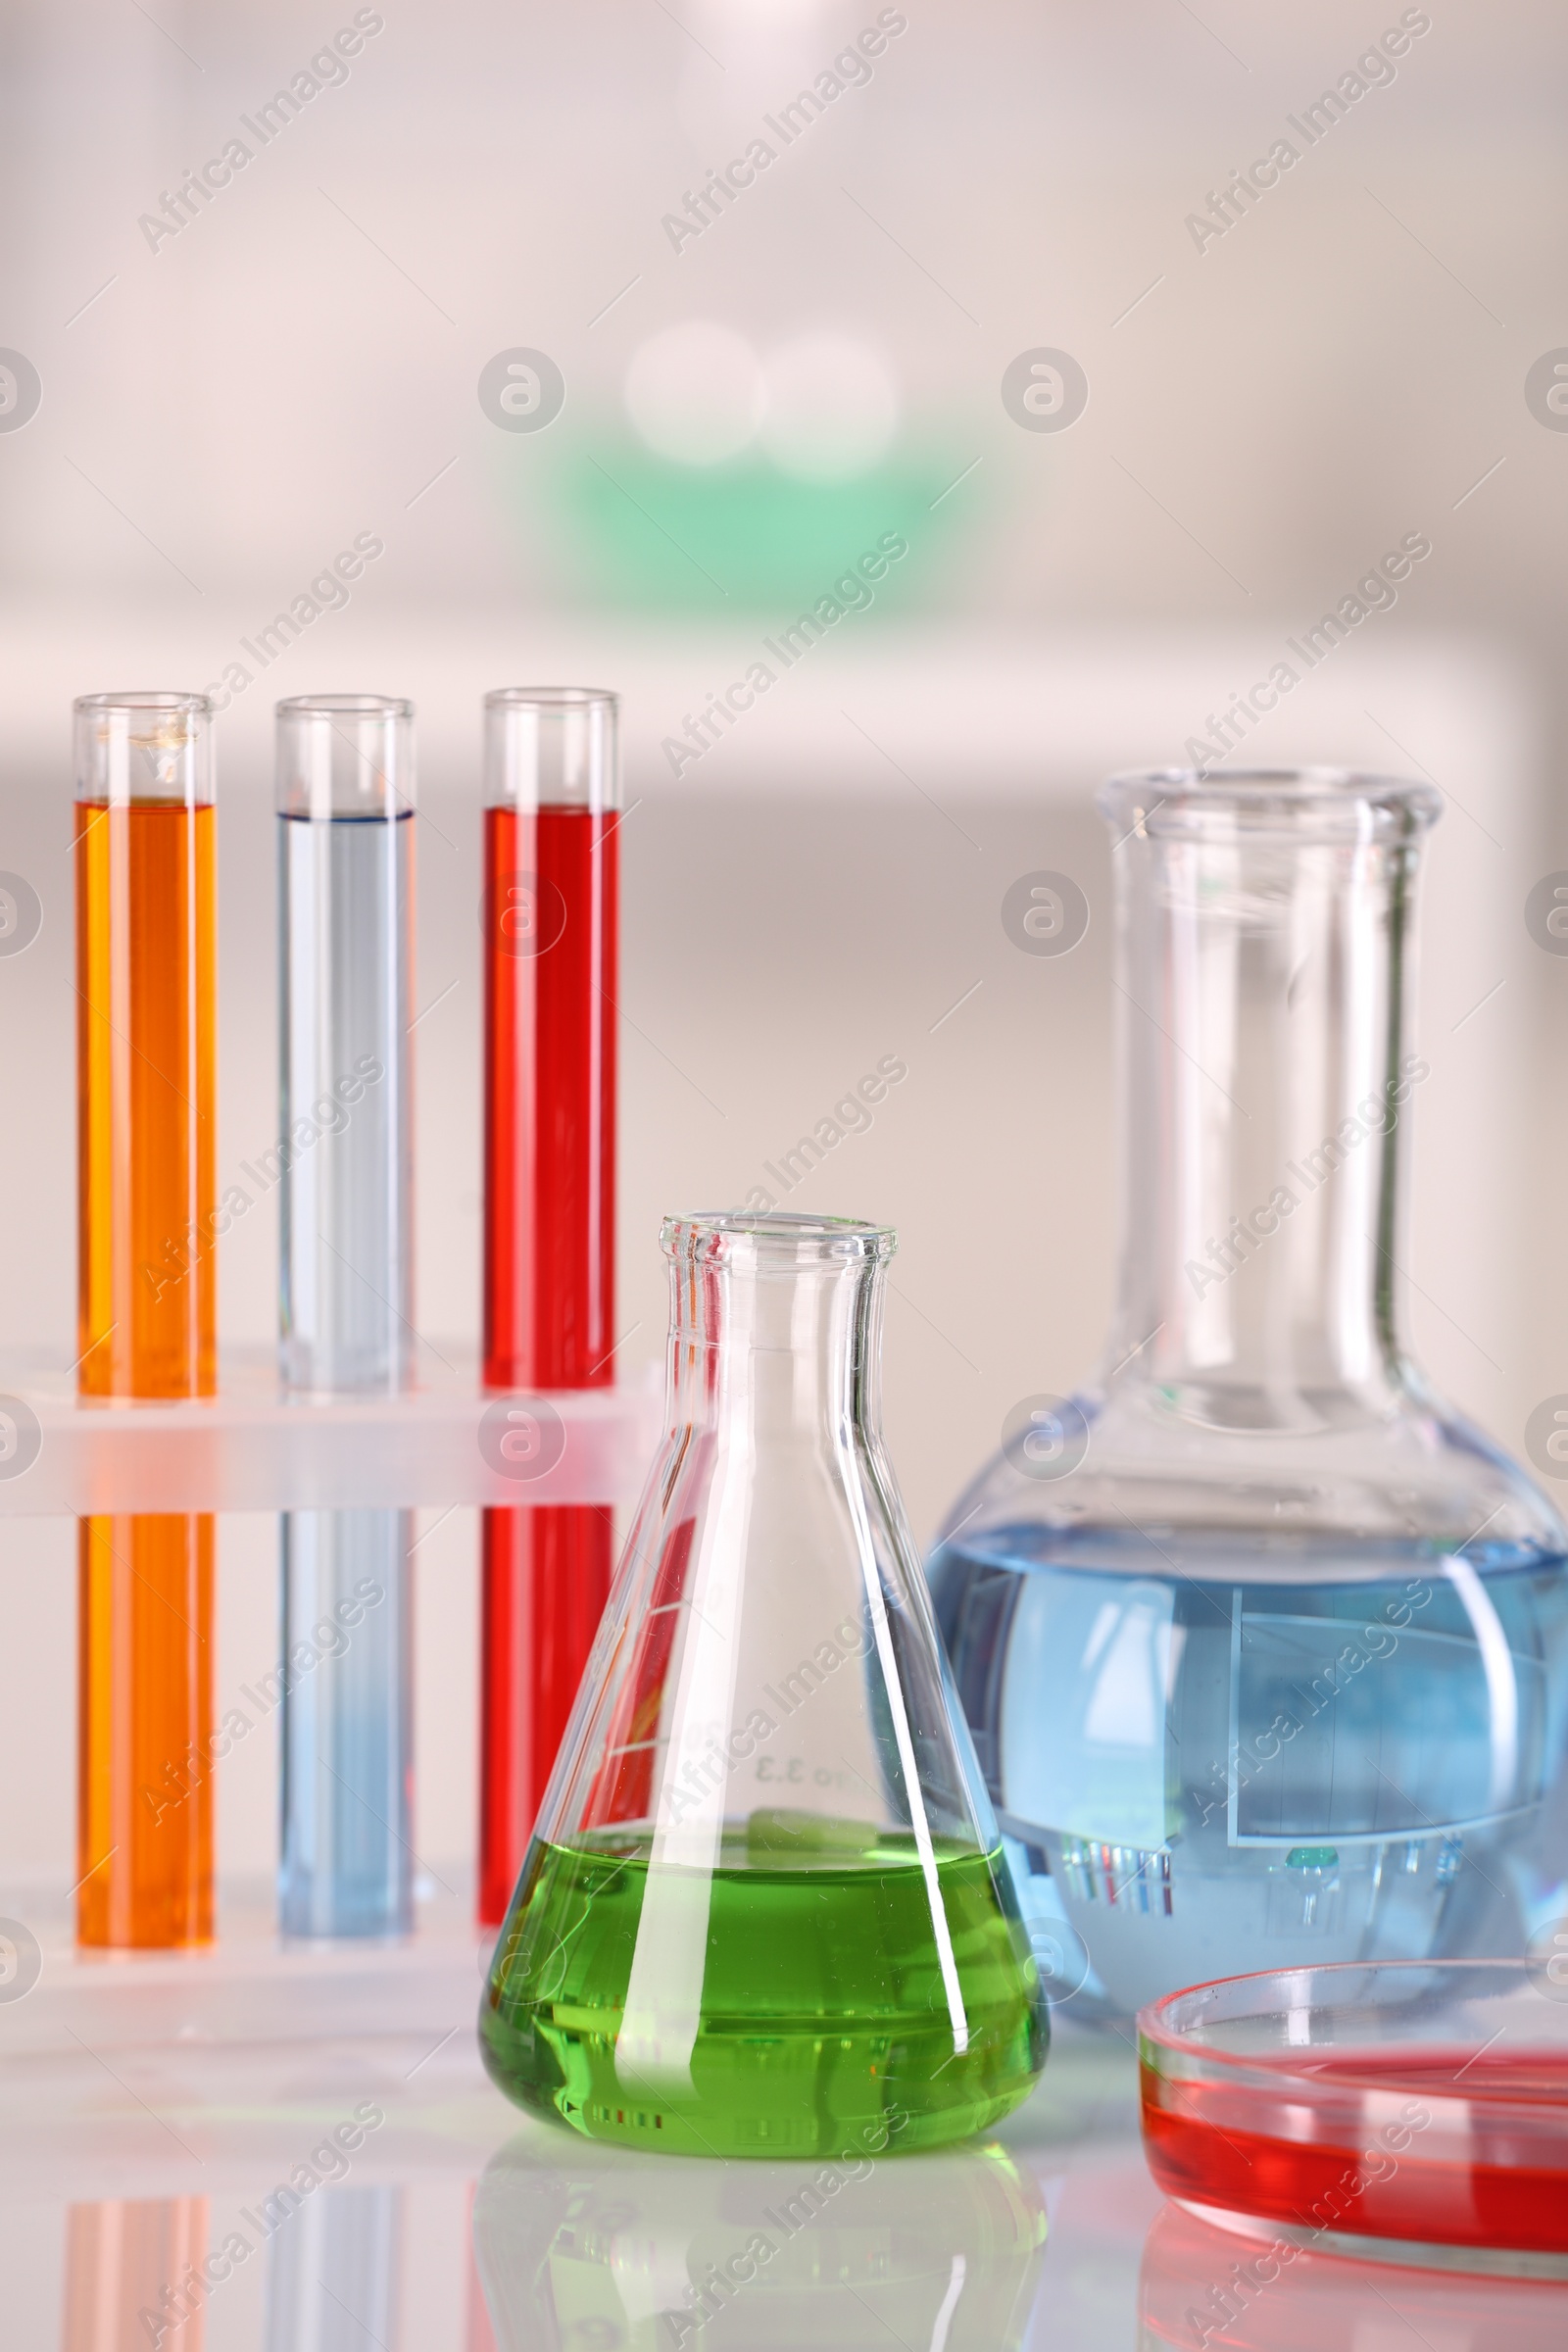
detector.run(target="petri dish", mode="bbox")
[1138,1960,1568,2277]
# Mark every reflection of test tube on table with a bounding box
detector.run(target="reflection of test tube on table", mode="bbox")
[74,691,216,1950]
[264,2183,403,2351]
[479,689,618,1926]
[63,2197,211,2348]
[276,696,415,1938]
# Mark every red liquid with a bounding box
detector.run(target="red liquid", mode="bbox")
[1142,2047,1568,2255]
[479,807,617,1927]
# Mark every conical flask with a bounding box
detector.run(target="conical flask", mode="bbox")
[479,1212,1046,2156]
[931,766,1568,2021]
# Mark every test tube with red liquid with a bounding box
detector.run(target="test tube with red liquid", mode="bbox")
[479,688,618,1926]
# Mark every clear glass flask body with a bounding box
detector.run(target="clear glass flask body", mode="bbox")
[931,769,1568,2021]
[275,695,415,1938]
[481,1213,1046,2156]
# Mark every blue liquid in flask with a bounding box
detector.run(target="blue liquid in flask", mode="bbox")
[930,1523,1568,2020]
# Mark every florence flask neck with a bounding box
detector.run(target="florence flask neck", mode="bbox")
[1097,770,1440,1431]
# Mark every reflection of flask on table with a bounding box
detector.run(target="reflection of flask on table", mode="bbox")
[276,696,415,1939]
[472,2128,1048,2351]
[931,767,1568,2020]
[479,689,618,1928]
[480,1213,1046,2156]
[74,691,216,1951]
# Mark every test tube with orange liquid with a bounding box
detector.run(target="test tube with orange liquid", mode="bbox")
[74,691,216,1948]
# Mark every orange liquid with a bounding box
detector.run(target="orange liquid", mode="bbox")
[76,800,216,1398]
[74,799,216,1948]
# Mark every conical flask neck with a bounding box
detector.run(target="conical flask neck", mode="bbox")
[665,1235,883,1446]
[1098,774,1438,1424]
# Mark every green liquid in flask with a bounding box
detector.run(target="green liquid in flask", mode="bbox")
[480,1818,1048,2157]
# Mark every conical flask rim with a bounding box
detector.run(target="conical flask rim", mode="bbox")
[662,1210,896,1265]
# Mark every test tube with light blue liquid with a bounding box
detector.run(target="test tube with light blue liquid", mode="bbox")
[276,694,415,1937]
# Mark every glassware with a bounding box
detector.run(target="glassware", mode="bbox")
[74,689,216,1949]
[275,695,415,1938]
[1140,1959,1568,2267]
[479,1211,1046,2157]
[479,687,619,1926]
[930,767,1568,2020]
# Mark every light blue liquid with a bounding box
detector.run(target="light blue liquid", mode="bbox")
[279,1508,413,1938]
[277,810,414,1938]
[278,811,413,1393]
[929,1525,1568,2018]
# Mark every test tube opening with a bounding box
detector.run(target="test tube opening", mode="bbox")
[483,686,619,812]
[276,692,416,821]
[74,690,216,807]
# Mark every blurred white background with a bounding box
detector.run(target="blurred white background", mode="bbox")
[2,0,1567,1889]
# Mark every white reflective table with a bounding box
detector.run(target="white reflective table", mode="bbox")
[2,1902,1564,2350]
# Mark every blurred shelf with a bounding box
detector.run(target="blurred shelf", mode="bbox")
[0,602,1531,804]
[0,1349,662,1518]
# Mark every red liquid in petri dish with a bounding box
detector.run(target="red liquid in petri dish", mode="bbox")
[1142,2045,1568,2256]
[480,803,617,1927]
